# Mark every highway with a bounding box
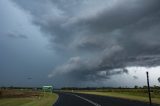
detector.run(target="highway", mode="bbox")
[53,92,159,106]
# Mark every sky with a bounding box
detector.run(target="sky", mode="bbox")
[0,0,160,88]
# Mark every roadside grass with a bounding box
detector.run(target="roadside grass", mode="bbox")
[0,89,58,106]
[72,89,160,105]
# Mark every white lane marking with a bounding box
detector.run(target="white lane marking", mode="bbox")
[53,93,60,105]
[71,93,101,106]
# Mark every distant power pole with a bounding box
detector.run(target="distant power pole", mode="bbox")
[146,72,152,106]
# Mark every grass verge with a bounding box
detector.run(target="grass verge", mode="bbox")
[0,90,58,106]
[76,91,160,105]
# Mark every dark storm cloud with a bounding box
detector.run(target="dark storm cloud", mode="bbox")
[7,32,28,39]
[133,76,138,80]
[12,0,160,84]
[80,1,160,33]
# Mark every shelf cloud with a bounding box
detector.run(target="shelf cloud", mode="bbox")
[1,0,160,87]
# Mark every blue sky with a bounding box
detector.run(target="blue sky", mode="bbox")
[0,0,160,88]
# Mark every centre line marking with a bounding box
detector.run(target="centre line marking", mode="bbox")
[71,93,101,106]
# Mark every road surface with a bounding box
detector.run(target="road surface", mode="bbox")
[53,92,159,106]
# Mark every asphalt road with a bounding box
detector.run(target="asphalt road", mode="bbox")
[53,92,159,106]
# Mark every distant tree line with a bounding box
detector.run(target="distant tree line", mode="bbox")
[0,85,159,90]
[0,86,42,90]
[61,85,160,90]
[134,85,160,89]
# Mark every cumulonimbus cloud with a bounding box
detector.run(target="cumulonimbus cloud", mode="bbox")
[13,0,160,84]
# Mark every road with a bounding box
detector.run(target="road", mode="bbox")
[53,92,159,106]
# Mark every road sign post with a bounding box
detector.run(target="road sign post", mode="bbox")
[146,72,152,106]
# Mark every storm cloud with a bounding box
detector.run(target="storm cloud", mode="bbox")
[7,0,160,86]
[7,32,28,39]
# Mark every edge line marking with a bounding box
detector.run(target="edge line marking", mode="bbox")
[71,93,101,106]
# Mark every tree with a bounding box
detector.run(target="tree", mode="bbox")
[158,77,160,83]
[134,85,138,89]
